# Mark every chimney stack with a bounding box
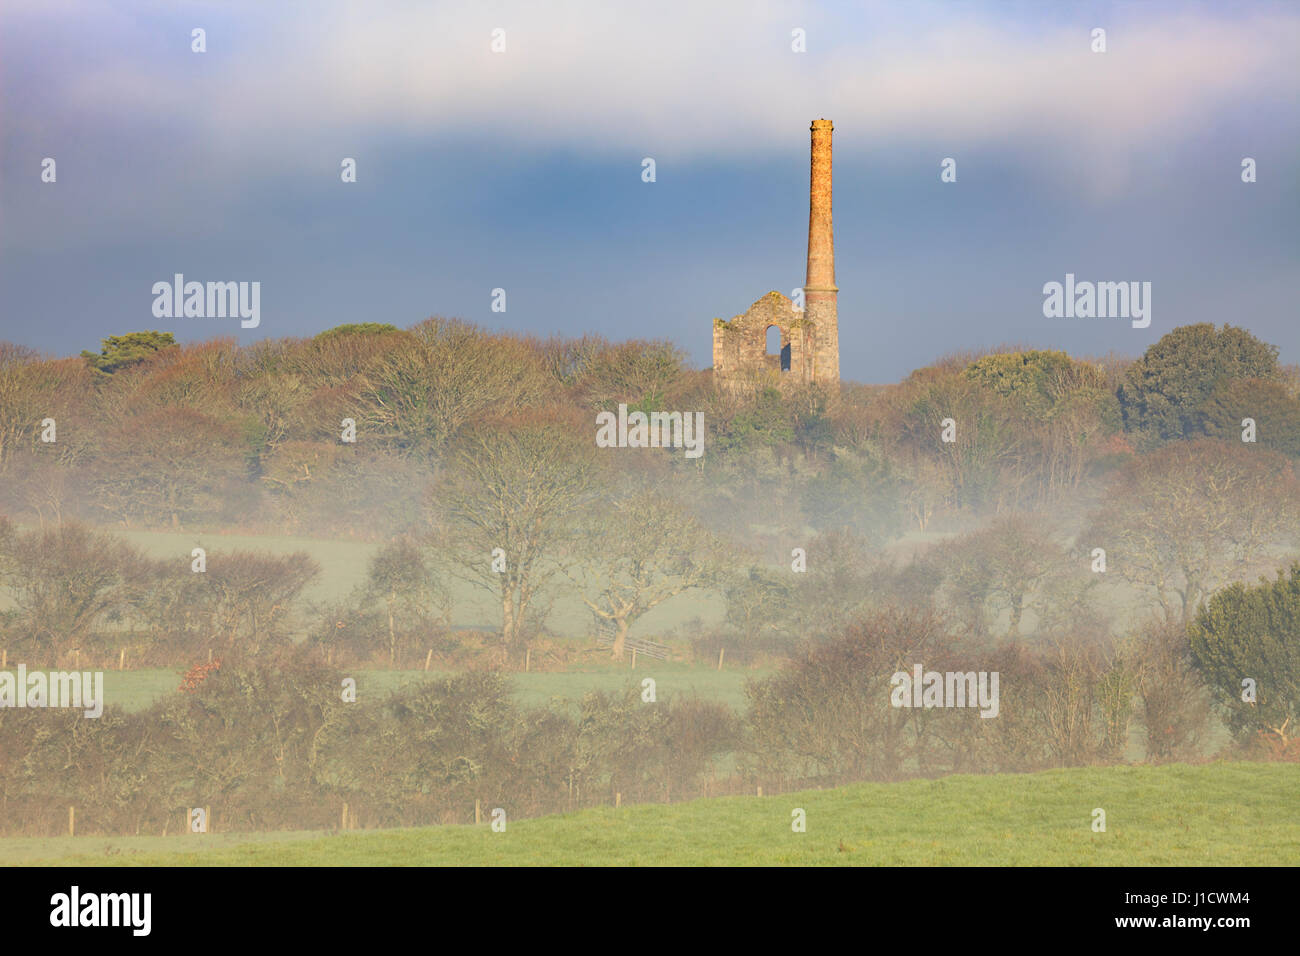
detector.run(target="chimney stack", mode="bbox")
[804,119,839,382]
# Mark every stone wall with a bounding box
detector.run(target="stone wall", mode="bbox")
[712,291,815,386]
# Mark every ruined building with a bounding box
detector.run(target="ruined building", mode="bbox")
[712,119,839,388]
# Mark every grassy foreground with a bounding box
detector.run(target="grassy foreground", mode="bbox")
[9,762,1297,866]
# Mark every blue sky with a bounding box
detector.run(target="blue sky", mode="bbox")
[1,0,1297,383]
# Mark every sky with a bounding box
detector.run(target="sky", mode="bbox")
[1,0,1297,384]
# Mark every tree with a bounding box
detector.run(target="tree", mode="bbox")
[1133,619,1211,761]
[540,333,608,388]
[936,515,1072,638]
[1027,626,1138,767]
[365,536,451,665]
[0,348,93,473]
[428,413,598,652]
[91,407,249,528]
[788,530,884,639]
[1198,377,1300,456]
[711,386,796,456]
[0,451,86,529]
[1085,439,1300,621]
[964,349,1122,500]
[882,367,1029,517]
[80,331,176,374]
[198,550,320,656]
[255,439,343,522]
[577,339,689,409]
[357,318,551,459]
[1118,324,1279,444]
[800,450,905,543]
[0,342,41,470]
[568,488,725,659]
[722,564,797,645]
[964,349,1086,416]
[745,608,952,783]
[316,323,400,340]
[236,372,313,457]
[0,521,147,658]
[1189,563,1300,750]
[278,327,401,389]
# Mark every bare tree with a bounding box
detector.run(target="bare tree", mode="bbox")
[1085,439,1300,621]
[427,413,598,652]
[0,522,148,659]
[358,319,551,457]
[937,514,1073,637]
[568,486,725,659]
[91,407,247,528]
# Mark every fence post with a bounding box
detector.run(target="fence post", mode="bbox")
[68,806,75,837]
[118,648,125,671]
[341,803,348,831]
[718,647,725,671]
[631,647,637,669]
[3,648,7,668]
[423,649,432,672]
[757,785,763,798]
[615,792,621,808]
[206,806,211,833]
[475,799,482,825]
[525,648,531,673]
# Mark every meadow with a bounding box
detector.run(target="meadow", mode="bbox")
[7,762,1295,867]
[111,527,730,639]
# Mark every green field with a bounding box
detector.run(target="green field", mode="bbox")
[94,664,768,713]
[8,762,1297,866]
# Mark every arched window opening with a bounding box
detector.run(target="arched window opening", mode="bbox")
[766,326,791,372]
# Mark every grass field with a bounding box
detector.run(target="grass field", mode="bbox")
[94,664,768,713]
[8,762,1296,866]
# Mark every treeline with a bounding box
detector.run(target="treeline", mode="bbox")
[2,321,1297,543]
[3,570,1295,837]
[0,518,317,664]
[3,320,1299,661]
[3,441,1298,669]
[0,651,738,836]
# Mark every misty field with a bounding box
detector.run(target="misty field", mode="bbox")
[5,327,1300,867]
[9,762,1296,867]
[92,527,729,642]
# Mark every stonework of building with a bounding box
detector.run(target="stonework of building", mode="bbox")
[712,119,839,389]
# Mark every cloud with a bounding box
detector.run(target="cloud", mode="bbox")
[11,1,1298,165]
[2,0,1295,246]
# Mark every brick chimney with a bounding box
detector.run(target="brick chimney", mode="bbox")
[804,119,839,382]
